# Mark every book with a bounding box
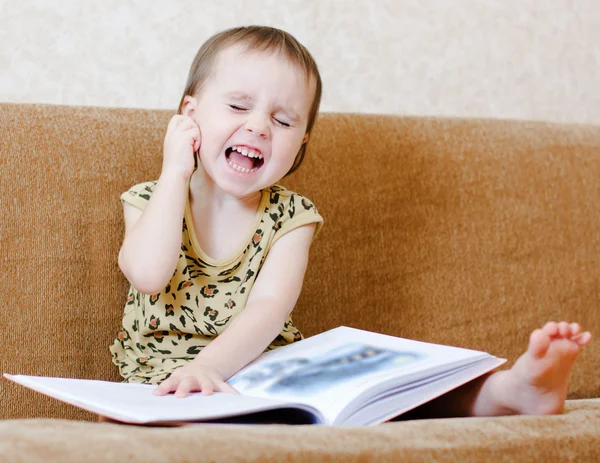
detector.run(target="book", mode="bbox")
[4,326,505,426]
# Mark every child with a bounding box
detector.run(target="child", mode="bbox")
[110,25,323,397]
[109,26,591,418]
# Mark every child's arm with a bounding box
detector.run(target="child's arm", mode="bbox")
[119,115,200,294]
[153,222,317,397]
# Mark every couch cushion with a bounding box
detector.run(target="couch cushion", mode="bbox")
[0,399,598,462]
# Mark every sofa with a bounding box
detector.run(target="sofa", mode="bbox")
[1,102,599,462]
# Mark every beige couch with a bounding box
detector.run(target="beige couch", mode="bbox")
[1,103,599,462]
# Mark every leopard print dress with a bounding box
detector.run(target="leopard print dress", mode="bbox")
[109,181,323,384]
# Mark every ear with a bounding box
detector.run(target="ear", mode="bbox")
[181,95,198,118]
[302,132,309,144]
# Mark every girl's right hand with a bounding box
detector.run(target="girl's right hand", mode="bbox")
[162,115,201,180]
[153,362,239,398]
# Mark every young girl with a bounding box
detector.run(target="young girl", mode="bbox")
[110,26,591,417]
[110,25,323,397]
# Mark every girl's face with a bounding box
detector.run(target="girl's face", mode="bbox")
[183,46,315,199]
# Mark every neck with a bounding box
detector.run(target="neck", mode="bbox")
[189,166,262,211]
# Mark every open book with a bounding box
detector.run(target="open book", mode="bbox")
[4,326,505,426]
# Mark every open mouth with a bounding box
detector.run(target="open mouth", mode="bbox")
[225,145,264,173]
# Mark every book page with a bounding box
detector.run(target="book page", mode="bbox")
[339,356,506,425]
[228,326,502,424]
[3,374,323,425]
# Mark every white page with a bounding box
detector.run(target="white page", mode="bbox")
[340,356,506,425]
[229,327,501,424]
[3,374,323,424]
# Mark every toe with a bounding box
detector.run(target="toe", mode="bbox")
[557,321,570,338]
[573,331,592,346]
[528,328,551,359]
[569,322,581,337]
[542,321,559,337]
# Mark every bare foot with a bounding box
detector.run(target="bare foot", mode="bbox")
[490,321,591,415]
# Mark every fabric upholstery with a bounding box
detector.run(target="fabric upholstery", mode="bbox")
[0,400,598,463]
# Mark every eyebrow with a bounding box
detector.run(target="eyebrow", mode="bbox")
[225,91,301,123]
[226,91,254,104]
[274,106,300,123]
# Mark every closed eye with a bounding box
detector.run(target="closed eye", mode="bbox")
[274,118,291,128]
[229,105,246,111]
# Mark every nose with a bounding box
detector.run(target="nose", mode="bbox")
[244,112,270,139]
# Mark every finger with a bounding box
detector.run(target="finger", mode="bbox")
[167,115,185,131]
[182,126,200,139]
[174,376,199,398]
[178,115,198,129]
[182,115,200,128]
[199,378,215,396]
[188,134,202,154]
[153,376,179,396]
[182,125,201,149]
[181,117,197,127]
[217,381,240,395]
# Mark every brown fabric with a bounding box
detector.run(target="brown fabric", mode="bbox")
[0,400,598,462]
[1,103,599,428]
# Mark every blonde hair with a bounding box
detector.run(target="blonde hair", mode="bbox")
[178,26,322,175]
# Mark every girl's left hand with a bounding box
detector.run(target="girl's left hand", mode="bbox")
[152,362,239,398]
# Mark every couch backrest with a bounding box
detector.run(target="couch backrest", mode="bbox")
[1,104,599,420]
